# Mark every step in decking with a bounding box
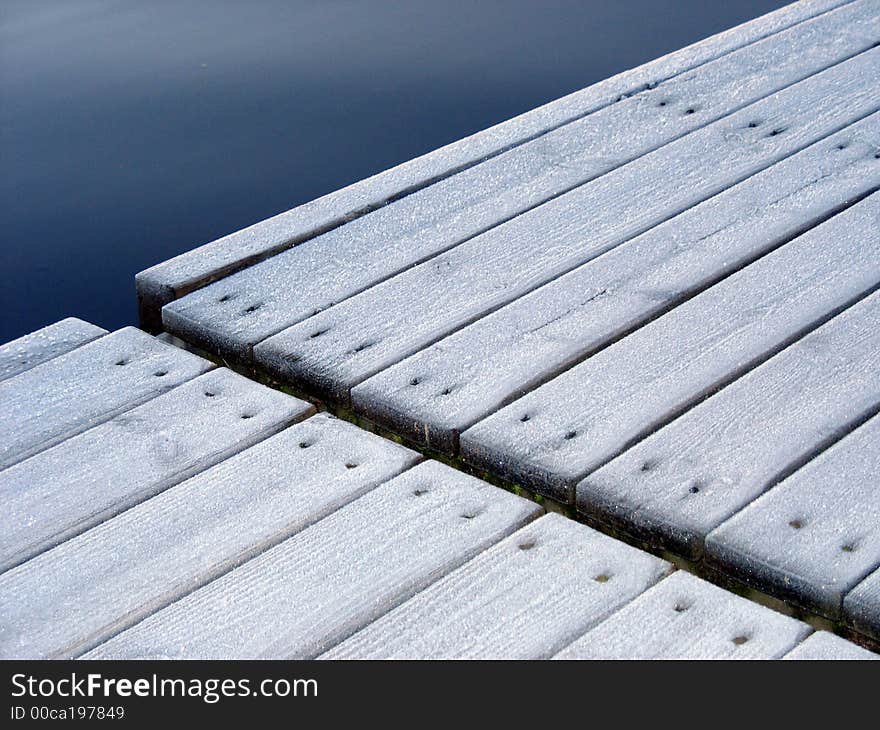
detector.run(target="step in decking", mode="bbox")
[0,316,875,659]
[129,0,880,639]
[7,1,880,659]
[2,318,873,659]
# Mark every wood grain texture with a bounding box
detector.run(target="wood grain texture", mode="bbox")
[554,571,810,659]
[0,327,213,470]
[573,291,880,559]
[462,193,880,501]
[707,413,880,618]
[0,369,312,572]
[0,414,417,659]
[353,112,880,453]
[322,513,670,659]
[84,461,541,659]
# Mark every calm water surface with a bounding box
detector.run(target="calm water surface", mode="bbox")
[0,0,787,342]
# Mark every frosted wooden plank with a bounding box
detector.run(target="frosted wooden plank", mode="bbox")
[322,514,670,659]
[554,571,809,659]
[166,5,879,361]
[0,327,213,470]
[0,369,313,572]
[84,462,541,659]
[844,568,880,641]
[707,413,880,618]
[0,318,106,382]
[254,49,880,401]
[353,112,880,453]
[784,632,878,659]
[573,291,880,559]
[462,193,880,502]
[0,415,418,659]
[136,0,852,330]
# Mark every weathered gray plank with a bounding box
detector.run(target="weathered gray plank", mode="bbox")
[462,193,880,502]
[554,571,810,659]
[844,568,880,641]
[0,369,313,572]
[0,414,418,659]
[706,413,880,618]
[135,0,852,330]
[0,318,107,382]
[353,112,880,453]
[784,631,878,659]
[84,461,541,659]
[573,291,880,559]
[166,4,879,362]
[322,513,670,659]
[0,327,213,470]
[253,48,880,402]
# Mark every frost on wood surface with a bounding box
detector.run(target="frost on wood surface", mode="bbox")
[460,192,880,501]
[554,571,810,660]
[322,513,670,660]
[251,46,880,406]
[0,369,311,573]
[573,290,880,558]
[844,566,880,642]
[0,327,213,470]
[84,461,541,659]
[0,318,107,383]
[784,631,878,660]
[352,111,880,453]
[707,412,880,618]
[165,10,878,361]
[135,0,851,325]
[0,414,417,660]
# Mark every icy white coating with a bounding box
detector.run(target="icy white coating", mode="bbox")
[136,0,851,328]
[784,631,878,659]
[0,368,312,572]
[165,3,878,360]
[353,112,880,453]
[554,571,810,659]
[253,48,880,401]
[0,318,107,382]
[573,291,880,558]
[84,461,541,659]
[707,412,880,618]
[461,193,880,501]
[322,513,670,659]
[0,414,418,659]
[0,327,213,470]
[844,567,880,641]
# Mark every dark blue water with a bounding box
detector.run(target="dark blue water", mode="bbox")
[0,0,787,342]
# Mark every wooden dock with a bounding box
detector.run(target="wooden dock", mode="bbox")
[3,0,880,659]
[0,320,873,659]
[1,319,875,659]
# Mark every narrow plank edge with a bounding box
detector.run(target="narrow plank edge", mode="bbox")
[0,318,107,383]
